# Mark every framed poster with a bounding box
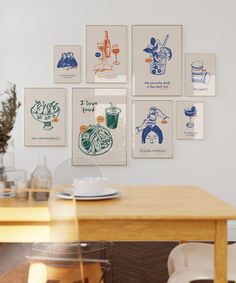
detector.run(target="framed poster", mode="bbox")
[132,100,173,158]
[24,88,66,146]
[132,25,182,96]
[54,45,81,83]
[176,101,204,139]
[185,53,216,96]
[72,88,126,165]
[86,25,127,83]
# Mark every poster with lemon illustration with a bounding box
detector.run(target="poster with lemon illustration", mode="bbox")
[24,88,66,146]
[72,88,126,165]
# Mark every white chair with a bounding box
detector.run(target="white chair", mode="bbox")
[167,242,236,283]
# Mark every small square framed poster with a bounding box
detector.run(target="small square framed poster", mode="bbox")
[86,25,127,83]
[132,100,173,158]
[132,25,182,96]
[176,101,204,139]
[185,53,216,96]
[72,88,126,165]
[24,88,66,146]
[54,45,81,83]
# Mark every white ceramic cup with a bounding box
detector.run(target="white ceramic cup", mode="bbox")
[72,177,108,196]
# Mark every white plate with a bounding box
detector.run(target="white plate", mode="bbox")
[64,187,118,197]
[57,191,121,201]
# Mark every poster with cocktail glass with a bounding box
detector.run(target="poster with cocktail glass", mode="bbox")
[24,88,66,146]
[54,45,81,83]
[72,88,126,165]
[185,54,216,96]
[86,25,127,83]
[132,100,173,158]
[132,25,182,96]
[176,101,204,140]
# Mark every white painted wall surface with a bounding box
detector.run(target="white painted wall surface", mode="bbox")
[1,0,236,237]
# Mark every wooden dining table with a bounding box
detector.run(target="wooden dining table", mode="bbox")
[0,184,236,283]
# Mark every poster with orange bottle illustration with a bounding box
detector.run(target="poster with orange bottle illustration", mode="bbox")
[132,25,182,96]
[86,25,127,83]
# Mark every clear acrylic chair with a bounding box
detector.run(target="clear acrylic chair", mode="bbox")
[167,242,236,283]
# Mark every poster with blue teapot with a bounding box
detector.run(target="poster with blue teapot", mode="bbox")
[132,25,182,96]
[132,100,173,158]
[185,54,216,96]
[54,45,81,83]
[72,88,126,165]
[24,88,66,146]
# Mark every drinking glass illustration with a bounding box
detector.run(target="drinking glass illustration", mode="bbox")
[184,106,197,128]
[105,104,121,129]
[97,42,105,62]
[112,44,120,65]
[191,61,211,84]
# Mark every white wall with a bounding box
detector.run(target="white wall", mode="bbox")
[1,0,236,225]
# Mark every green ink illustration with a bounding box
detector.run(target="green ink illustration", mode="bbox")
[78,125,113,156]
[105,103,121,129]
[31,100,60,130]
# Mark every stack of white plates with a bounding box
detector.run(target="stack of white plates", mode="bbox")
[57,187,120,200]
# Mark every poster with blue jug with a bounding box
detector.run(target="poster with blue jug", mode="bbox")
[176,101,204,140]
[72,88,126,165]
[132,100,173,158]
[132,25,182,96]
[54,45,81,83]
[185,54,216,96]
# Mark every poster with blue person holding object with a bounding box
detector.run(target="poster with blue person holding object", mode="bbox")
[132,25,182,96]
[133,100,173,158]
[54,45,81,83]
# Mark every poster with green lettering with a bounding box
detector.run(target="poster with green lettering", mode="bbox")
[72,88,126,165]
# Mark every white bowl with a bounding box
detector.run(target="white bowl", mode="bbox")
[72,177,108,196]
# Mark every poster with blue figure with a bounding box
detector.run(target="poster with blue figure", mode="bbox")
[133,100,173,158]
[54,45,81,83]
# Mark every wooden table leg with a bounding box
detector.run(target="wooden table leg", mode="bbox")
[215,220,227,283]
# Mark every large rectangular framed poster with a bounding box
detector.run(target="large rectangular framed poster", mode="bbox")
[132,100,173,158]
[72,88,126,165]
[24,88,66,146]
[86,25,127,83]
[132,25,182,96]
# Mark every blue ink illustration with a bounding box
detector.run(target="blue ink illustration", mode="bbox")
[184,106,197,128]
[143,35,172,75]
[57,52,78,70]
[191,61,211,85]
[79,125,113,156]
[31,100,60,130]
[136,106,169,144]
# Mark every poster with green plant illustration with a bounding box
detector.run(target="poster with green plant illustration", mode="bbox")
[24,88,66,146]
[132,25,182,96]
[72,88,126,165]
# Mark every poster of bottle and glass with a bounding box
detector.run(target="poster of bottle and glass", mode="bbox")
[53,45,81,83]
[72,88,127,165]
[132,25,182,96]
[86,25,127,83]
[185,53,216,97]
[24,88,66,146]
[132,100,173,158]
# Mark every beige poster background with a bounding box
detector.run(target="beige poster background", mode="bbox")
[24,88,66,146]
[54,45,81,83]
[72,88,126,165]
[132,100,173,158]
[133,25,182,96]
[86,25,127,83]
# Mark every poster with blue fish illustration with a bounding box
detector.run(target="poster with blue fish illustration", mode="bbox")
[54,45,81,83]
[132,25,182,96]
[72,88,126,165]
[24,88,66,146]
[132,100,173,158]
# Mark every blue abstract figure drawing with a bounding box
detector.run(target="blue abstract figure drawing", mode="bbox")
[31,100,60,130]
[136,106,169,144]
[143,35,172,75]
[184,106,197,128]
[57,52,78,70]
